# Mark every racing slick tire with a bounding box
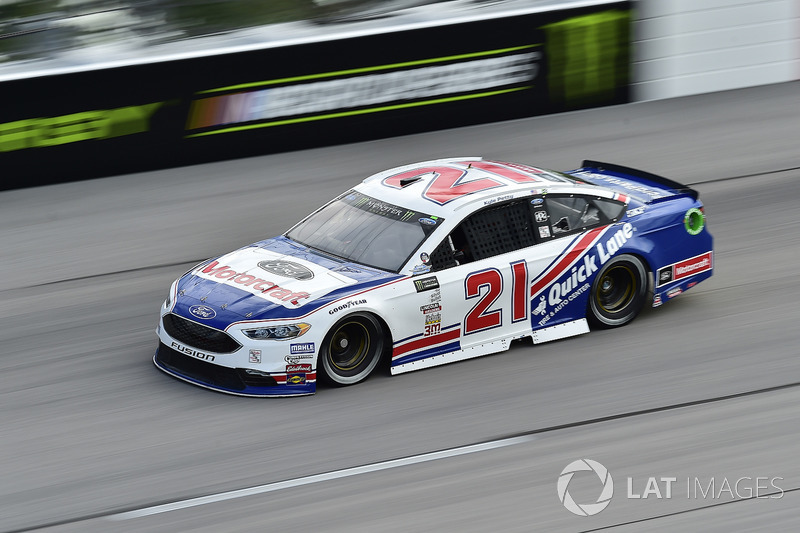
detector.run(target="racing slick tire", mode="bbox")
[319,312,385,386]
[588,254,648,329]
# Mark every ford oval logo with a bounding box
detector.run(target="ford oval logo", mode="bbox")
[258,260,314,280]
[419,217,437,226]
[189,304,216,319]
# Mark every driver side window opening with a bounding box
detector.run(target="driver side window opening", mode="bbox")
[428,195,626,272]
[545,195,625,237]
[429,200,536,271]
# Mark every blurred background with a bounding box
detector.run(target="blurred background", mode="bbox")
[3,0,795,189]
[0,0,530,65]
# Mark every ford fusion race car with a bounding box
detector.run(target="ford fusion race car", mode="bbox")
[154,158,712,396]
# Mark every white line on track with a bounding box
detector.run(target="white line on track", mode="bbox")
[107,434,536,520]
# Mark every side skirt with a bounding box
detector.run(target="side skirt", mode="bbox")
[390,319,590,375]
[531,319,590,344]
[391,338,510,375]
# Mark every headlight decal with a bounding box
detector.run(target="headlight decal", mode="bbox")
[243,323,311,340]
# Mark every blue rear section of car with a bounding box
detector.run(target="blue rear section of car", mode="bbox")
[569,160,699,204]
[569,161,713,305]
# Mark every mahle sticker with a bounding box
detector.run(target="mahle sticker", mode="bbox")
[684,208,705,235]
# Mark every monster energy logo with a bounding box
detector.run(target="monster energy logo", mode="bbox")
[0,102,164,152]
[542,9,631,107]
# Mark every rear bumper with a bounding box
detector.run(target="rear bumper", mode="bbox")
[652,251,713,307]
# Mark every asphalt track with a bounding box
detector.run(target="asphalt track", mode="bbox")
[1,81,799,532]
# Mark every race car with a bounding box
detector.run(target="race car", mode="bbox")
[154,158,713,396]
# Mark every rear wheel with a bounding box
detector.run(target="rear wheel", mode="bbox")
[319,313,384,386]
[588,255,648,328]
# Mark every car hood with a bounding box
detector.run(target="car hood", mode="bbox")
[172,238,398,324]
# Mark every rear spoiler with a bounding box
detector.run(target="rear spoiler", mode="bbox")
[580,160,699,201]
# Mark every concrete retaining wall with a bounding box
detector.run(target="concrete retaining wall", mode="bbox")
[633,0,800,100]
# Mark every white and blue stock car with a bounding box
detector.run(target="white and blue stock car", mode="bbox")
[155,158,713,396]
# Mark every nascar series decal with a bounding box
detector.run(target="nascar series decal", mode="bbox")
[656,252,713,288]
[414,276,440,292]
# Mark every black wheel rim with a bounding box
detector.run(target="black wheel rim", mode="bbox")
[596,264,636,313]
[328,321,370,372]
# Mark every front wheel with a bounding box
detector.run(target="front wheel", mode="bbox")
[588,254,648,328]
[319,313,385,386]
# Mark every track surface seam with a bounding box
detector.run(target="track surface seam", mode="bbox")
[579,488,799,532]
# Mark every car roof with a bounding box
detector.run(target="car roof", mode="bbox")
[354,157,617,217]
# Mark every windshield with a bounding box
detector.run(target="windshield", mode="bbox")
[286,191,442,272]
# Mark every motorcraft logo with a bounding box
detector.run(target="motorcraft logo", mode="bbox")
[258,260,314,280]
[189,304,216,319]
[656,252,712,287]
[675,253,712,279]
[198,260,310,306]
[557,459,614,516]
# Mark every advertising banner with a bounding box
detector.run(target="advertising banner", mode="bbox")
[0,2,631,189]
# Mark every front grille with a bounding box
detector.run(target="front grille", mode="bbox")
[162,313,241,353]
[156,342,247,391]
